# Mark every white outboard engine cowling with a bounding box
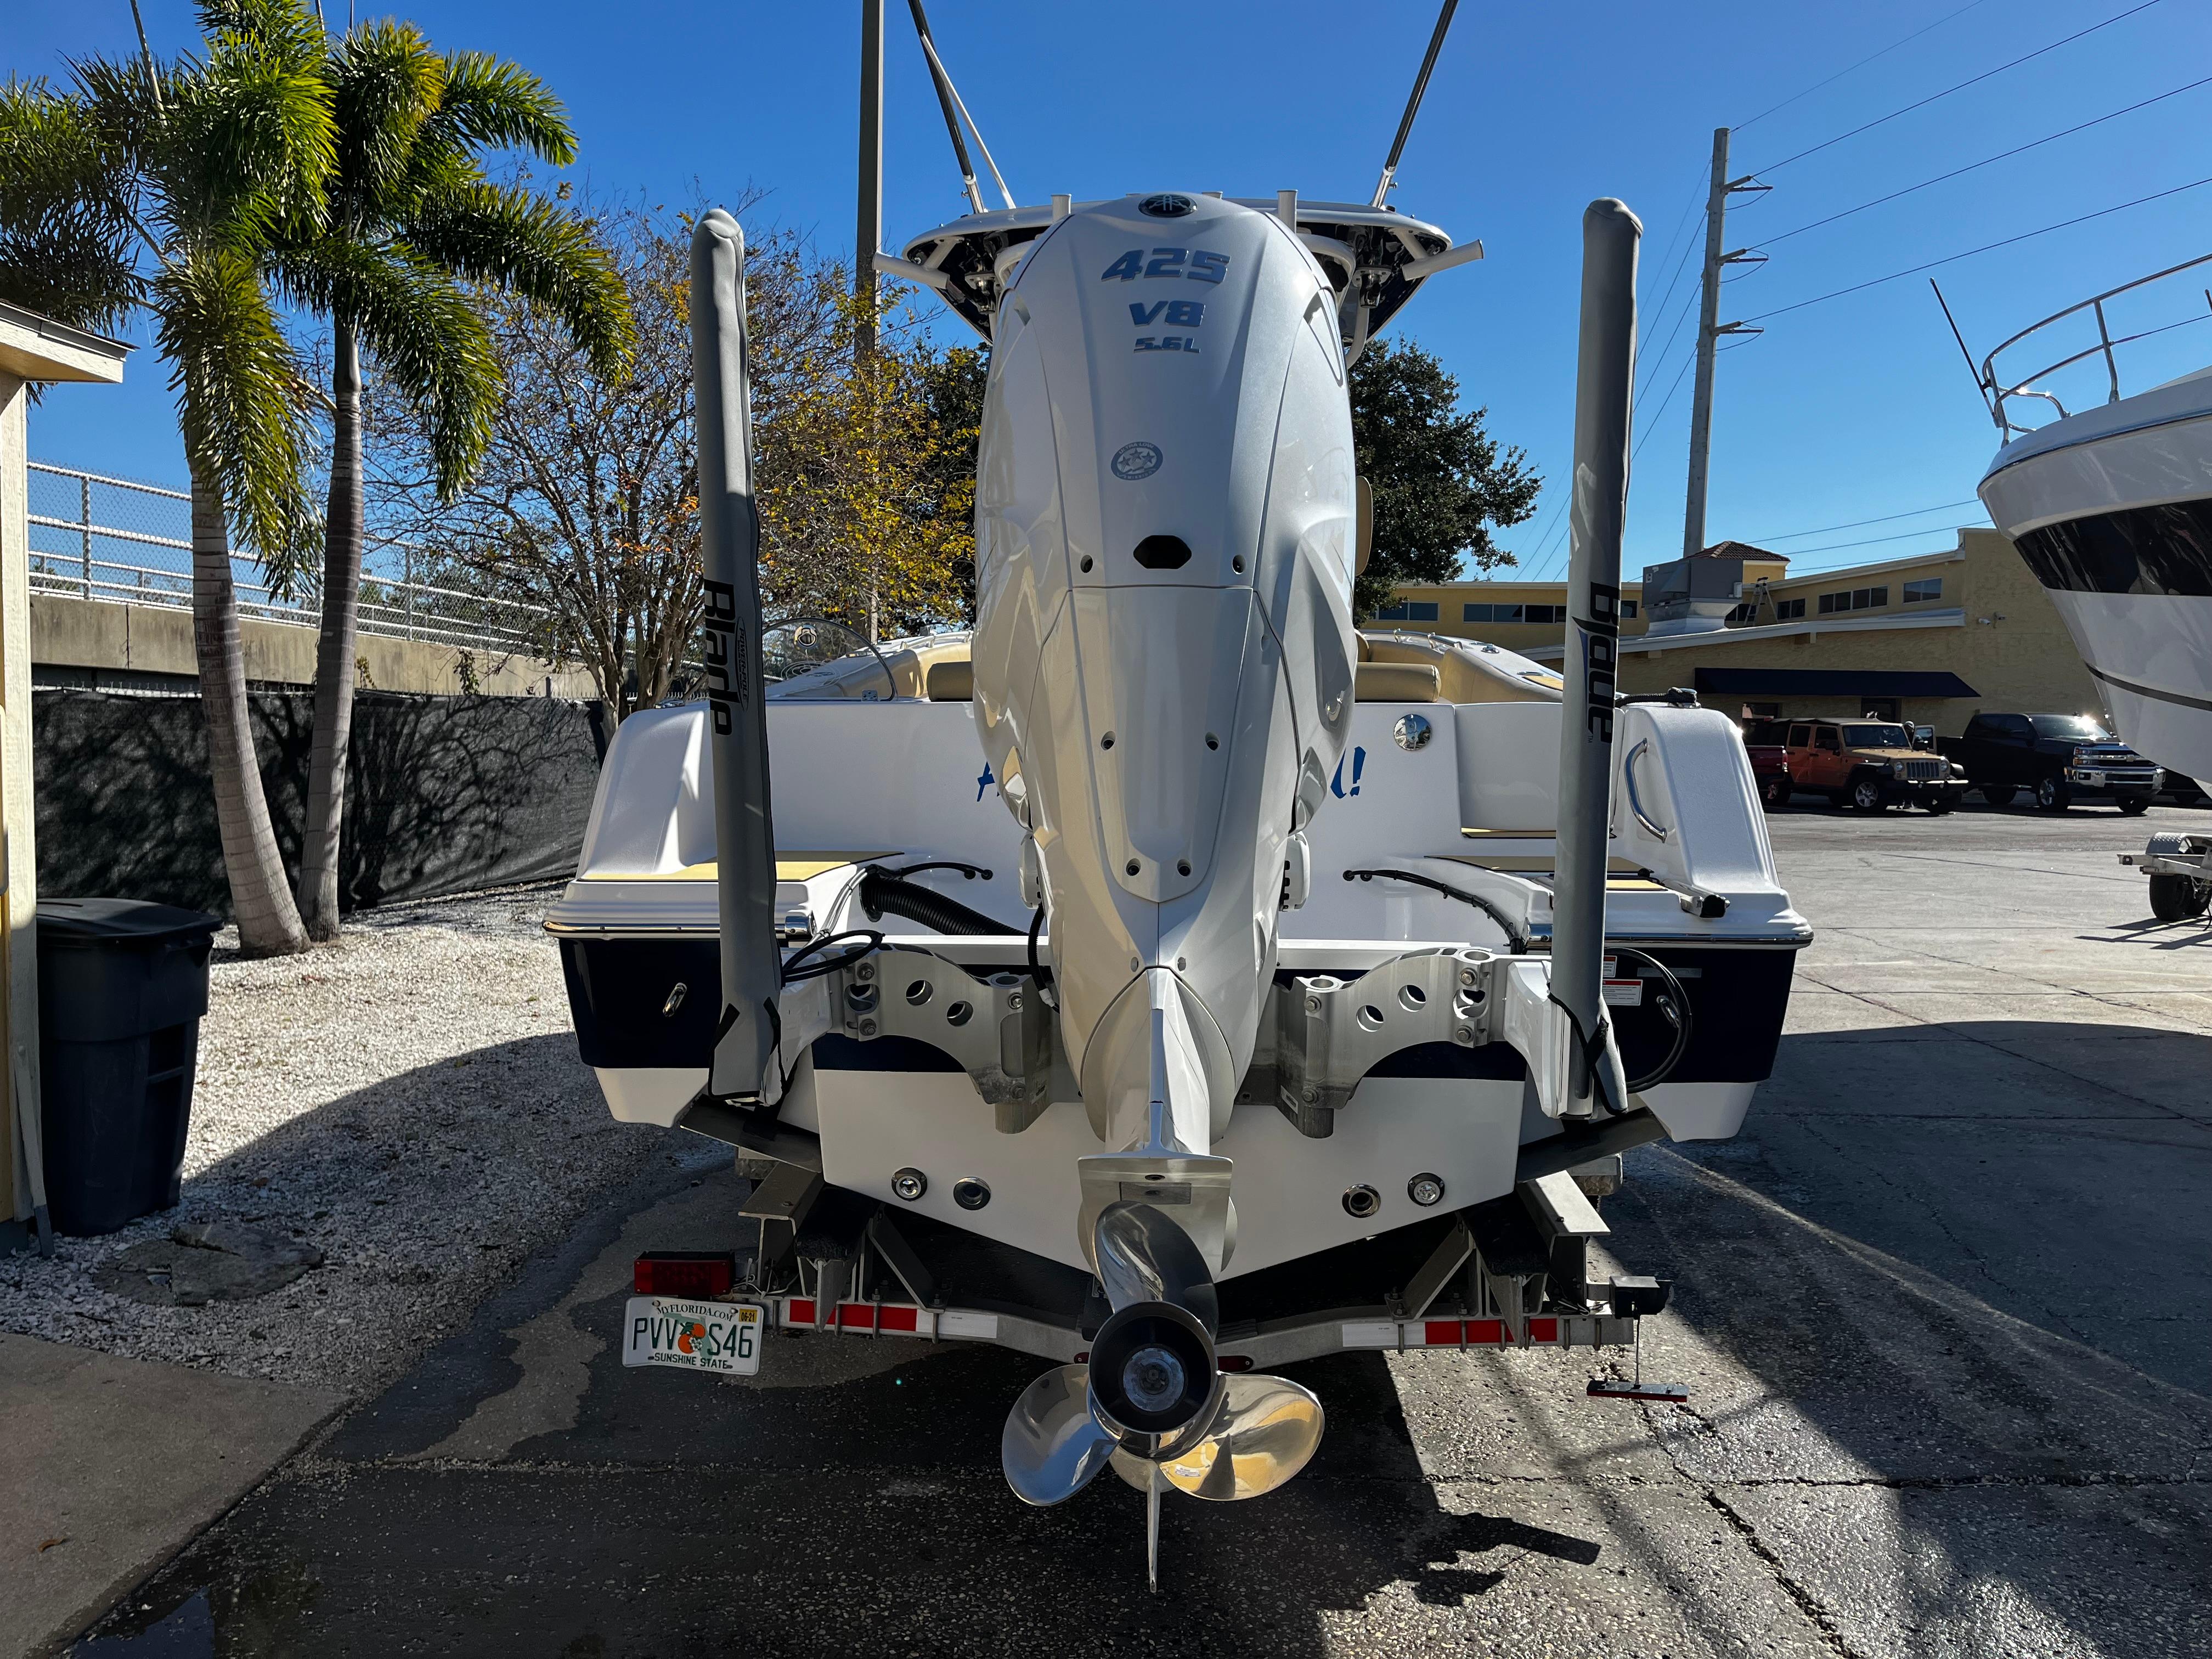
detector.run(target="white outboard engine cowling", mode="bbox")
[970,192,1357,1271]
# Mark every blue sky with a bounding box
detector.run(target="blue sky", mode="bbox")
[12,0,2212,579]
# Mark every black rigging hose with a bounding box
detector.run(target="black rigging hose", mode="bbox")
[1027,906,1057,1008]
[1609,944,1694,1093]
[857,868,1022,937]
[1342,867,1530,953]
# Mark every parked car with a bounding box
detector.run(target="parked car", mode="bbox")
[1756,717,1966,812]
[1937,712,2161,813]
[1743,737,1792,810]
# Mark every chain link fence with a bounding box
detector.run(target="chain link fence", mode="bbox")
[27,460,549,654]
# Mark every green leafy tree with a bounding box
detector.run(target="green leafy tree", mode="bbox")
[1348,336,1540,620]
[274,20,630,939]
[0,0,336,953]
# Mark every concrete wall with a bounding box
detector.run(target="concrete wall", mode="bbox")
[31,591,599,699]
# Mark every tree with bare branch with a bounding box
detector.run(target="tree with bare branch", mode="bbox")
[368,199,972,719]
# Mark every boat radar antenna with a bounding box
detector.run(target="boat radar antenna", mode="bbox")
[908,0,1014,213]
[1371,0,1462,208]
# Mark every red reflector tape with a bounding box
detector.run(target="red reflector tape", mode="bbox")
[1424,1320,1462,1347]
[785,1299,816,1325]
[878,1305,919,1334]
[837,1305,874,1330]
[1466,1319,1508,1345]
[1527,1318,1559,1344]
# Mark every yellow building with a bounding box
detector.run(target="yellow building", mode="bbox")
[1380,528,2100,734]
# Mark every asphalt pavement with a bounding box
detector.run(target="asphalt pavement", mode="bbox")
[57,800,2212,1658]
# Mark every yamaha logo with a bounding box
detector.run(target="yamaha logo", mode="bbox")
[1139,194,1197,219]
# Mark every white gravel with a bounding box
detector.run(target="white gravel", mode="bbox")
[0,884,692,1397]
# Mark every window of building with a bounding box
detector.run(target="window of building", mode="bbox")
[1816,586,1889,615]
[1903,577,1943,602]
[1619,599,1638,618]
[1727,602,1754,623]
[1375,601,1438,622]
[1775,596,1805,620]
[1526,603,1564,624]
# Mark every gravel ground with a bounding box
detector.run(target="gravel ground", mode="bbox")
[0,884,687,1398]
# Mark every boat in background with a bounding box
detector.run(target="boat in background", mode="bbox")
[1972,253,2212,786]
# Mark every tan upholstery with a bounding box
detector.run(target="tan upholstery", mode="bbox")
[1354,661,1441,702]
[924,658,974,701]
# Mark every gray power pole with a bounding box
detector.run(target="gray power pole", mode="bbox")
[1680,128,1729,562]
[856,0,883,639]
[1679,128,1765,561]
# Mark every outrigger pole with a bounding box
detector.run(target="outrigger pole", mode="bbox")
[1551,199,1640,1121]
[1370,0,1461,208]
[690,211,785,1109]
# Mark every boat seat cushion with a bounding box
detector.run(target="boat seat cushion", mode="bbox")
[1354,661,1441,702]
[924,659,974,701]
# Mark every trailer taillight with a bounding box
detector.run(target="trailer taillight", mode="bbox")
[634,1252,736,1297]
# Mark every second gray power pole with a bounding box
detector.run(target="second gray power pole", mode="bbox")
[1680,126,1730,562]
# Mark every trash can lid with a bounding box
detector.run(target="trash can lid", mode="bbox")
[37,898,222,946]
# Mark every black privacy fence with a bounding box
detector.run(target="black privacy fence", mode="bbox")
[35,691,613,919]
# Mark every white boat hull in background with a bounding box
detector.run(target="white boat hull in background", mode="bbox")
[1980,387,2212,781]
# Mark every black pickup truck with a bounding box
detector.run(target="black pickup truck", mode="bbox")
[1937,712,2162,813]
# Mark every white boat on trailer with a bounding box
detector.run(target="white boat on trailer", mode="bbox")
[549,8,1809,1583]
[1967,252,2212,919]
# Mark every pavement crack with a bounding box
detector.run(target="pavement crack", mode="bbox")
[1697,1485,1864,1657]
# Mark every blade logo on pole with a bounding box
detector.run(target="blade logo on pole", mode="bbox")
[1572,582,1621,741]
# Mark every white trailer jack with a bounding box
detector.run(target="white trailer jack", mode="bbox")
[2119,832,2212,923]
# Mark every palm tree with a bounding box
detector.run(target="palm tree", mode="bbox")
[0,0,335,954]
[276,22,630,939]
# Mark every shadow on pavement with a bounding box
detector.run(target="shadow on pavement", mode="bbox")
[1611,1019,2212,1658]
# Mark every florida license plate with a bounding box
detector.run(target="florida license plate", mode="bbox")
[622,1296,764,1376]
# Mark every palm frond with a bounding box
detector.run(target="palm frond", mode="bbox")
[156,246,318,577]
[325,20,442,224]
[195,0,325,74]
[421,52,573,165]
[275,233,498,498]
[405,182,632,374]
[165,33,335,247]
[0,76,141,332]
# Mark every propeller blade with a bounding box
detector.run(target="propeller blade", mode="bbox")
[1094,1200,1219,1331]
[1002,1364,1116,1506]
[1158,1373,1325,1501]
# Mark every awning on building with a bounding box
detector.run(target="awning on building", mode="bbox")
[1691,668,1979,698]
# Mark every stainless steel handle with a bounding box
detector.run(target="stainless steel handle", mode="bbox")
[1623,739,1671,842]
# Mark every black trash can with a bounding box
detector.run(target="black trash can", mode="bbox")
[37,899,221,1237]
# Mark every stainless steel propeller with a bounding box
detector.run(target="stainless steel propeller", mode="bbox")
[1000,1201,1327,1590]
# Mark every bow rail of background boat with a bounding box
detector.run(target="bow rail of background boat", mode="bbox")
[1973,250,2212,437]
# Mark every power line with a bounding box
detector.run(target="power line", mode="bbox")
[1750,0,2163,176]
[1743,173,2212,323]
[1733,0,1993,134]
[1778,521,1992,561]
[1746,499,1983,542]
[1756,72,2212,249]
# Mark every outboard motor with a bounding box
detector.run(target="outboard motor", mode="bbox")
[973,192,1348,1546]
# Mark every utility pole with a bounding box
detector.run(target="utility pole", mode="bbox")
[1679,128,1766,561]
[856,0,884,640]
